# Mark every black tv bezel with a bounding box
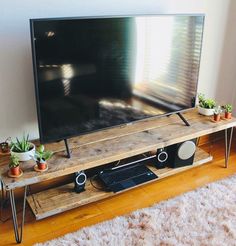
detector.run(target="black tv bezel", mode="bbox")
[30,14,205,144]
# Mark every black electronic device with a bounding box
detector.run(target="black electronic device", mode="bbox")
[74,171,87,193]
[98,158,157,193]
[30,15,205,144]
[166,139,197,168]
[155,148,168,169]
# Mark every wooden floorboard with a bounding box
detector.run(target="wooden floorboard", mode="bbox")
[0,136,236,246]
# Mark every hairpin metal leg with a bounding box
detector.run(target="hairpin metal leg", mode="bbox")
[225,127,234,168]
[1,180,5,220]
[1,180,4,200]
[9,186,28,244]
[1,180,9,204]
[0,180,9,222]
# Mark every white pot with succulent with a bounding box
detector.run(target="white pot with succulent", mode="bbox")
[10,134,35,162]
[197,93,216,116]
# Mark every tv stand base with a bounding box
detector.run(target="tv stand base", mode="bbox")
[64,139,71,158]
[177,112,190,126]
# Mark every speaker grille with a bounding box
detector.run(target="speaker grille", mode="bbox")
[178,141,196,160]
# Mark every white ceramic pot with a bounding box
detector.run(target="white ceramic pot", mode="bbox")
[198,106,215,116]
[10,143,35,162]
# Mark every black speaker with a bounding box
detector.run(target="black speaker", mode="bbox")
[155,148,169,169]
[166,139,197,168]
[74,171,87,193]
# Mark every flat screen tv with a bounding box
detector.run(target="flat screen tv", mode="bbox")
[30,14,204,143]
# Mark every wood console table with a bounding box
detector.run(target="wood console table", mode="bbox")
[0,109,235,243]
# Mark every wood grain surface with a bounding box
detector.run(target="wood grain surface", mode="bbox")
[27,148,212,220]
[0,109,235,190]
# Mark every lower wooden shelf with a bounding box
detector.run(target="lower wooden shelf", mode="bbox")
[27,148,212,220]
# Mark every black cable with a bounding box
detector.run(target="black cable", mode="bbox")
[114,159,121,167]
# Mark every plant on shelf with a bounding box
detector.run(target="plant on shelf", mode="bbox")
[213,106,222,122]
[9,154,20,176]
[224,104,233,119]
[33,145,53,170]
[10,134,35,162]
[197,93,216,116]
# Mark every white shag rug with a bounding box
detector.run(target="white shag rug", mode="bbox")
[36,175,236,246]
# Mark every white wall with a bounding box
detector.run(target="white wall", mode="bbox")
[0,0,235,142]
[214,0,236,108]
[198,0,236,109]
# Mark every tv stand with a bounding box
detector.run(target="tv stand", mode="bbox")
[64,139,71,158]
[177,112,190,126]
[1,109,235,243]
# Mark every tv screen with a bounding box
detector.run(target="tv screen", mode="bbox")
[30,15,204,143]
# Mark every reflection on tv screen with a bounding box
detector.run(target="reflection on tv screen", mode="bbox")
[31,15,204,142]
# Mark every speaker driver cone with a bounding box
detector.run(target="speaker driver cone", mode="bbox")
[178,141,196,160]
[157,151,168,163]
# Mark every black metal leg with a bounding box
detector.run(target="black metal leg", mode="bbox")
[1,180,4,200]
[64,139,71,158]
[225,127,234,168]
[1,180,9,205]
[1,180,5,221]
[177,112,191,126]
[9,186,28,244]
[0,180,9,222]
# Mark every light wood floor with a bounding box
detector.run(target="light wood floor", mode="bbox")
[1,135,236,246]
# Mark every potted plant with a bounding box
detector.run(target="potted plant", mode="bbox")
[0,142,9,153]
[0,137,11,154]
[10,134,35,161]
[224,104,233,119]
[198,93,216,116]
[33,145,53,170]
[9,154,20,176]
[213,106,222,122]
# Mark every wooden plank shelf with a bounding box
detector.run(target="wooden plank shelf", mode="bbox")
[1,110,235,190]
[27,147,212,220]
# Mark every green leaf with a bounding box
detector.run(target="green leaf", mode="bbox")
[38,145,45,153]
[9,154,20,168]
[11,134,31,152]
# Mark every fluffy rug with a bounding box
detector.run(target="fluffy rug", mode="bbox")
[36,175,236,246]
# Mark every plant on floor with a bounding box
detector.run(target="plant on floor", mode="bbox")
[197,93,216,116]
[224,104,233,119]
[33,145,53,170]
[213,106,222,122]
[10,134,35,161]
[9,154,20,176]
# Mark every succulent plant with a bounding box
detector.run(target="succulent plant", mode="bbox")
[9,154,20,168]
[33,145,53,163]
[214,106,222,115]
[11,134,32,153]
[224,104,233,113]
[198,93,216,109]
